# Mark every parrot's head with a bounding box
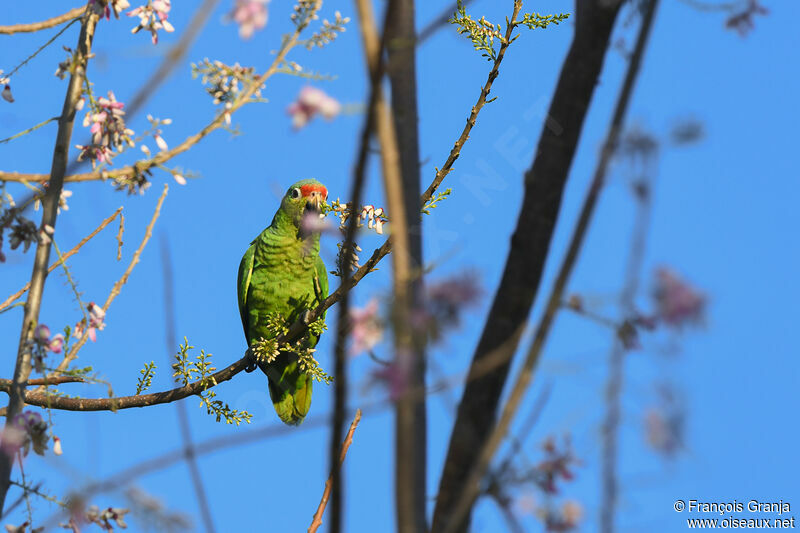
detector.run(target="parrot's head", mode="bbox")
[278,178,328,236]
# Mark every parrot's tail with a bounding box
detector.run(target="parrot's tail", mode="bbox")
[259,354,312,426]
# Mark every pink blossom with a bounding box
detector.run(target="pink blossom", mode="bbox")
[357,205,386,235]
[533,436,579,495]
[287,87,341,129]
[91,0,131,19]
[128,0,174,44]
[154,133,168,151]
[48,333,65,354]
[653,267,705,328]
[348,299,383,356]
[300,211,333,235]
[540,500,583,532]
[34,324,51,344]
[75,302,106,343]
[644,385,684,457]
[2,411,48,458]
[33,324,65,353]
[370,361,407,402]
[229,0,270,39]
[89,302,106,328]
[53,436,63,456]
[59,189,73,212]
[417,272,482,342]
[173,173,187,185]
[78,91,133,166]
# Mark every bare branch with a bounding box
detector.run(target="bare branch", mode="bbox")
[309,409,362,533]
[0,6,84,35]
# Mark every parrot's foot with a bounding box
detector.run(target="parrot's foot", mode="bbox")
[301,309,311,325]
[244,348,257,373]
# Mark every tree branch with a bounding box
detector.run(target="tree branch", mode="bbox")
[0,7,84,35]
[384,0,427,531]
[0,7,99,511]
[439,1,660,531]
[309,409,362,533]
[0,376,86,390]
[10,357,250,411]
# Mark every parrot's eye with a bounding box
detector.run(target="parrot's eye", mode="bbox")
[290,188,301,199]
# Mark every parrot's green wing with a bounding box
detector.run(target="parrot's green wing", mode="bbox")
[237,241,256,341]
[268,255,328,425]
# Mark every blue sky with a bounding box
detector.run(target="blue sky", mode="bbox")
[1,0,798,531]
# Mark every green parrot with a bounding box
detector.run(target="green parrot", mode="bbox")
[237,179,329,425]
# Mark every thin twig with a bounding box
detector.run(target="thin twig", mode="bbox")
[309,409,362,533]
[0,117,60,145]
[0,207,122,312]
[116,213,125,260]
[0,6,84,35]
[441,1,661,531]
[3,18,82,79]
[51,239,90,325]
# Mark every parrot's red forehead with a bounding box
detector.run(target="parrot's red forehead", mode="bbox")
[300,184,327,198]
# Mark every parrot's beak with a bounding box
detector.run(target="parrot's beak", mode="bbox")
[304,190,324,214]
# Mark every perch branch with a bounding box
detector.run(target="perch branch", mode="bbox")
[11,358,250,411]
